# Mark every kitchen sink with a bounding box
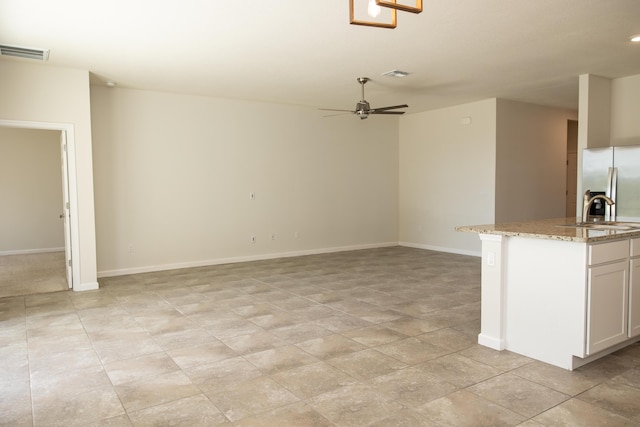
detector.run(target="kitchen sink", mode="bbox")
[558,221,640,230]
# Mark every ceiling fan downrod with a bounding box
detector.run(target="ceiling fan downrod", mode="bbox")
[357,77,369,102]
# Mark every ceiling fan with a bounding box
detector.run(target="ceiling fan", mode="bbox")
[320,77,408,120]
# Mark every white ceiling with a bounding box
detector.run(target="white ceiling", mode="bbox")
[1,0,640,114]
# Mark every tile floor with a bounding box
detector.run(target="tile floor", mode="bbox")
[2,246,640,426]
[0,252,68,299]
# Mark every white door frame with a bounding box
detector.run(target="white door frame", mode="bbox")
[60,130,73,288]
[0,119,81,290]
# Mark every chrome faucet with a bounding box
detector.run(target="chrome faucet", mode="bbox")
[582,190,614,223]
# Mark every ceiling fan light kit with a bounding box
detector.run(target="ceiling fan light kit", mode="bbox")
[349,0,422,29]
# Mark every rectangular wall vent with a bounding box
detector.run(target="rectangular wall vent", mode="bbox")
[0,44,50,61]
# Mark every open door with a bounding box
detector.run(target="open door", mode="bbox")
[60,130,72,288]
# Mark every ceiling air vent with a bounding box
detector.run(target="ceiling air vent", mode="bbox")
[0,44,50,61]
[382,70,410,78]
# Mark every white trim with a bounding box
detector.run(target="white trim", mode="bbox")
[479,234,504,243]
[399,241,481,257]
[0,119,82,290]
[60,130,73,289]
[478,333,504,350]
[98,242,399,278]
[72,281,99,292]
[0,247,65,256]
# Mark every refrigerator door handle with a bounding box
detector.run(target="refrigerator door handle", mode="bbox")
[610,167,618,221]
[606,167,613,220]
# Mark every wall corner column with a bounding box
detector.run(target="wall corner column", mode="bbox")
[478,233,507,350]
[577,74,612,214]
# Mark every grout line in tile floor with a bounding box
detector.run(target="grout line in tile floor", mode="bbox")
[1,246,640,426]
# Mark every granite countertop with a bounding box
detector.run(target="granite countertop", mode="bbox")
[456,217,640,243]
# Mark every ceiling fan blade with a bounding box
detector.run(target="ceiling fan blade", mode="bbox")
[370,104,409,112]
[323,112,354,117]
[370,111,406,115]
[319,108,355,113]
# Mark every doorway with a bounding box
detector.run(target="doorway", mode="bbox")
[0,127,68,297]
[566,120,578,218]
[0,120,78,296]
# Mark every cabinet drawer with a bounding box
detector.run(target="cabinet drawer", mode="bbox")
[589,240,629,265]
[632,238,640,258]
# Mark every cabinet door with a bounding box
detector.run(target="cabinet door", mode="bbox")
[629,258,640,338]
[587,260,629,355]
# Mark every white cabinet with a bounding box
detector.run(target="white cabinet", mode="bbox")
[586,259,629,354]
[586,239,630,355]
[629,239,640,338]
[586,239,634,355]
[481,233,640,370]
[582,238,640,356]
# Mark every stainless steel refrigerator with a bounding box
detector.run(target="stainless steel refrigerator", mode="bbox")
[583,146,640,221]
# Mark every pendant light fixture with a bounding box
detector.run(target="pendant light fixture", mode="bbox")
[376,0,422,14]
[349,0,422,29]
[349,0,396,29]
[368,0,382,17]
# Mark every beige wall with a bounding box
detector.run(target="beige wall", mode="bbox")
[0,127,64,252]
[610,73,640,146]
[0,60,601,277]
[91,86,399,276]
[495,99,577,223]
[0,61,97,290]
[398,99,497,255]
[578,74,612,150]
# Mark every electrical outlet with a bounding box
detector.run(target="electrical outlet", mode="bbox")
[487,252,495,266]
[271,233,276,241]
[251,235,256,243]
[128,243,134,253]
[249,192,255,200]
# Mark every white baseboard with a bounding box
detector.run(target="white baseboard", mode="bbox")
[97,242,399,278]
[0,247,65,256]
[398,241,481,257]
[478,333,505,350]
[73,281,99,292]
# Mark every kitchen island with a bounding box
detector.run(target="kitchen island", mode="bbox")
[457,217,640,370]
